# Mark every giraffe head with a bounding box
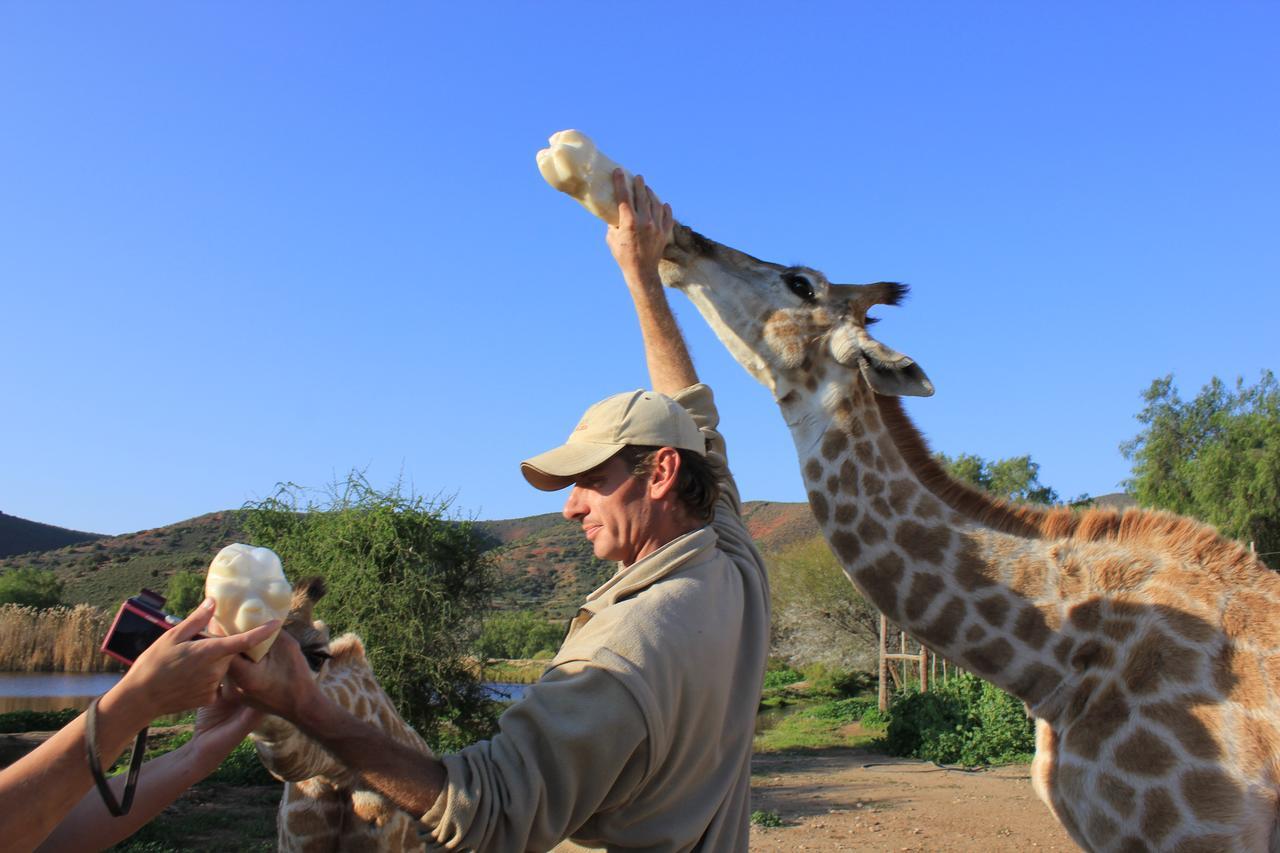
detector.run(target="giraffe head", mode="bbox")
[660,225,933,403]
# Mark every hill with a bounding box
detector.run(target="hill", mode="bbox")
[0,512,105,558]
[2,503,823,614]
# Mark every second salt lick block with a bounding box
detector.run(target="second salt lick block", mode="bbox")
[204,543,292,661]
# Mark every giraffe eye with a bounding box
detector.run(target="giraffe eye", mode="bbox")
[784,273,816,303]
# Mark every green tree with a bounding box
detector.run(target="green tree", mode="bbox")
[935,452,1061,504]
[770,538,880,670]
[164,570,206,615]
[0,567,63,608]
[243,473,499,751]
[1122,371,1280,564]
[476,611,564,660]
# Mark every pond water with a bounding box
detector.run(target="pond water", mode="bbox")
[0,672,531,715]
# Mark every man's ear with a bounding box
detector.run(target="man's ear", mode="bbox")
[647,447,682,501]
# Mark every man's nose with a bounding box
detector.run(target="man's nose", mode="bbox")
[563,487,585,521]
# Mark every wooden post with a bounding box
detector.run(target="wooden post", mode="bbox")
[919,644,929,693]
[878,612,889,711]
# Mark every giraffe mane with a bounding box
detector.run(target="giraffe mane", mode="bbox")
[873,393,1259,575]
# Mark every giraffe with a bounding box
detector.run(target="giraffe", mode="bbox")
[251,577,431,852]
[655,224,1280,852]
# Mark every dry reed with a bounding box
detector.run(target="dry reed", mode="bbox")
[0,604,122,672]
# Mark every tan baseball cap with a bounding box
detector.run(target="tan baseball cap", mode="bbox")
[521,390,706,491]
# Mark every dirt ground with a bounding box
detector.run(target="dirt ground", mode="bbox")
[748,748,1077,851]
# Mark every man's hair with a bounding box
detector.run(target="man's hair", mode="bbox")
[617,445,720,523]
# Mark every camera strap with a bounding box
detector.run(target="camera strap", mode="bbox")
[85,694,149,817]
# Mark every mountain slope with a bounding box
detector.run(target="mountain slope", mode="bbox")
[0,512,105,558]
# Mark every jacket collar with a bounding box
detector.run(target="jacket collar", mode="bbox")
[575,526,717,622]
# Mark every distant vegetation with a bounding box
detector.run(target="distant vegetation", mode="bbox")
[476,610,564,661]
[0,511,102,558]
[0,603,119,672]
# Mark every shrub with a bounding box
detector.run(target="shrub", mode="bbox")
[0,707,81,733]
[243,473,499,752]
[476,610,564,660]
[750,810,784,828]
[164,570,205,615]
[762,666,804,691]
[883,672,1034,766]
[0,567,63,608]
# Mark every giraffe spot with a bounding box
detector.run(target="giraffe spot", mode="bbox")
[1221,644,1269,710]
[835,503,858,526]
[1010,556,1048,598]
[847,416,865,439]
[804,458,822,482]
[856,515,885,543]
[903,572,944,621]
[954,539,997,590]
[1013,606,1052,650]
[1116,838,1147,853]
[839,461,860,497]
[1114,728,1177,776]
[826,474,840,495]
[1086,810,1119,848]
[1071,640,1114,672]
[1101,619,1134,642]
[1158,604,1217,644]
[1171,836,1236,853]
[914,495,943,520]
[1063,682,1128,760]
[915,597,967,648]
[894,521,952,565]
[1064,676,1099,721]
[871,497,892,519]
[830,530,861,564]
[354,696,373,719]
[1141,699,1221,760]
[1123,630,1198,695]
[975,595,1011,629]
[1054,637,1075,666]
[875,432,902,472]
[1139,786,1180,844]
[965,625,986,643]
[821,429,849,462]
[855,552,904,618]
[861,470,885,495]
[808,490,830,525]
[1097,773,1136,818]
[887,479,917,514]
[854,441,875,465]
[964,638,1014,676]
[805,375,818,392]
[1067,599,1102,631]
[874,455,887,473]
[1009,662,1061,707]
[1182,768,1242,822]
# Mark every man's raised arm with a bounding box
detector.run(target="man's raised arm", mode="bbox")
[607,170,697,395]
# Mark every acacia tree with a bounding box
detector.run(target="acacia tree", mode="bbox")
[934,452,1062,505]
[770,538,880,671]
[243,473,499,751]
[1121,371,1279,566]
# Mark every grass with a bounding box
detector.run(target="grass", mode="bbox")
[0,603,121,672]
[482,658,547,684]
[107,784,279,852]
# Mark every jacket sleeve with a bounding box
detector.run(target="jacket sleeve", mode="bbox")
[420,663,649,851]
[670,383,768,574]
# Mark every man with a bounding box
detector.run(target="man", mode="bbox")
[230,171,770,851]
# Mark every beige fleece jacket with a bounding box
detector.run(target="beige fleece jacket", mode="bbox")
[420,383,770,852]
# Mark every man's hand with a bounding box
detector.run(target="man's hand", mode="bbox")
[606,170,673,287]
[226,630,322,724]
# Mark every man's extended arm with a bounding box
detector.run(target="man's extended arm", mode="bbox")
[607,170,697,395]
[227,631,445,817]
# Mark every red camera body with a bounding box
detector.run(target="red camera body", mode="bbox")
[101,589,185,666]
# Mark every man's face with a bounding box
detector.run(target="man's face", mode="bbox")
[562,453,655,566]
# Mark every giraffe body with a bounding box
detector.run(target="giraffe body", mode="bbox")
[252,579,430,852]
[656,223,1280,852]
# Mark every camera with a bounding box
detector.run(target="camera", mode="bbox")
[101,589,201,666]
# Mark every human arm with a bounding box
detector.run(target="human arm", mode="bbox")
[607,170,697,395]
[226,630,446,816]
[36,696,263,852]
[0,599,279,853]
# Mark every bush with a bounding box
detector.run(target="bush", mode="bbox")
[0,568,63,608]
[164,570,205,615]
[750,810,784,828]
[762,666,804,691]
[0,707,81,733]
[244,473,500,752]
[883,672,1034,766]
[476,610,564,660]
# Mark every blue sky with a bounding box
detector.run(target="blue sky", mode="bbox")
[2,3,1276,535]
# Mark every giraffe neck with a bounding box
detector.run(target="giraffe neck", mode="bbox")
[786,376,1072,711]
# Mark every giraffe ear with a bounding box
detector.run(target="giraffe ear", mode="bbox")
[831,326,934,397]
